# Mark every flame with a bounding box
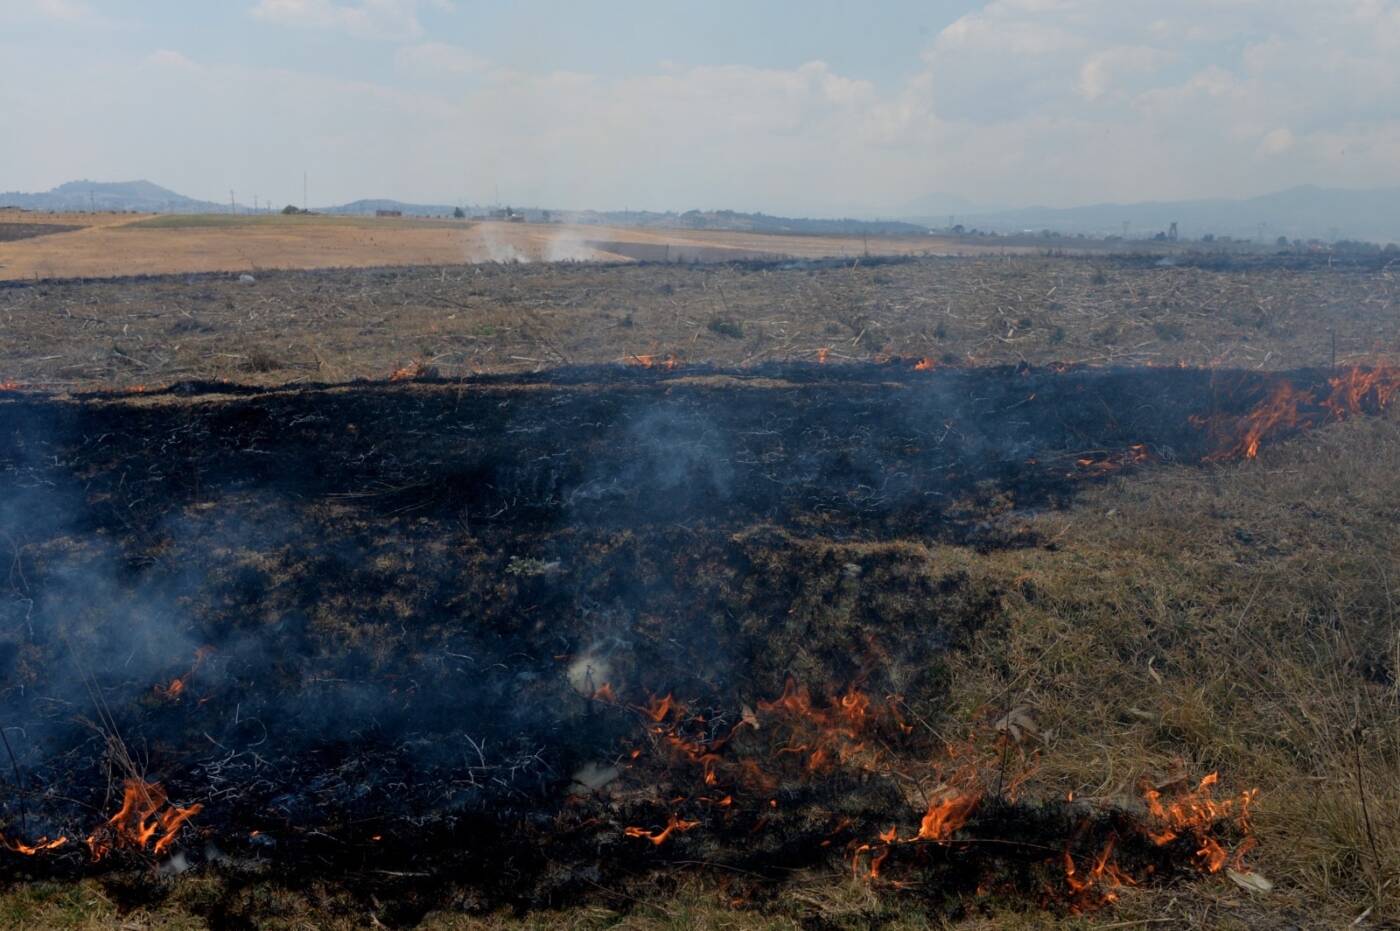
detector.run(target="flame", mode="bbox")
[913,357,936,371]
[389,360,429,381]
[1201,364,1400,461]
[1139,770,1258,872]
[1075,444,1151,475]
[86,779,203,860]
[627,353,680,371]
[1,833,69,855]
[915,788,980,841]
[154,646,214,700]
[757,680,878,774]
[624,813,700,845]
[817,347,830,364]
[1063,835,1136,908]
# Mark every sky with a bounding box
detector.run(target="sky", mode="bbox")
[1,0,1399,215]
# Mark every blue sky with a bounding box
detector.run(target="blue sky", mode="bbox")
[2,1,1398,214]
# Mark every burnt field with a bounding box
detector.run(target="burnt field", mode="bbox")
[2,253,1398,391]
[0,222,84,243]
[1,255,1399,929]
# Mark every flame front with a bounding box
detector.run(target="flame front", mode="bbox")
[1,834,69,856]
[1201,364,1400,461]
[627,353,681,370]
[1139,770,1257,872]
[86,779,203,860]
[623,813,700,845]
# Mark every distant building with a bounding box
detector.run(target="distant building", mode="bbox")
[376,209,402,218]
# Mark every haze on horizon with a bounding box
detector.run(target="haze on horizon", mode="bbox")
[2,0,1398,217]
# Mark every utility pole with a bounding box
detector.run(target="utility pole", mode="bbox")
[230,190,236,215]
[303,171,308,212]
[89,190,95,213]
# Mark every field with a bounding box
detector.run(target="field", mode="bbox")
[0,211,1040,281]
[1,251,1398,930]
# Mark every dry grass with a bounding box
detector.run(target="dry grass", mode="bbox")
[0,212,1010,280]
[937,414,1400,925]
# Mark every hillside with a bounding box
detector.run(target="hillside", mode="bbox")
[917,185,1400,243]
[0,179,221,213]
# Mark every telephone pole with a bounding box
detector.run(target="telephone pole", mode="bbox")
[303,172,308,212]
[230,190,236,215]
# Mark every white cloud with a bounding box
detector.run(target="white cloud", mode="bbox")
[7,1,1400,213]
[250,0,450,41]
[395,42,487,75]
[0,0,112,27]
[1259,127,1295,155]
[144,49,199,71]
[901,0,1400,202]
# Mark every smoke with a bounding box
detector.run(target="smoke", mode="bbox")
[471,221,532,263]
[544,227,600,262]
[0,363,1283,891]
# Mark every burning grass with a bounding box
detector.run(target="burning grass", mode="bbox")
[0,358,1395,928]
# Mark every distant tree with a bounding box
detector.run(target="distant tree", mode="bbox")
[453,206,466,219]
[1201,233,1216,242]
[282,204,302,215]
[1276,235,1290,248]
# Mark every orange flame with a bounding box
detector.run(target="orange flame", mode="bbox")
[1202,364,1400,461]
[627,353,681,371]
[1075,444,1151,475]
[816,347,830,364]
[154,646,214,700]
[915,788,980,841]
[623,813,700,845]
[1063,835,1136,908]
[389,360,430,381]
[913,357,936,371]
[1139,770,1257,873]
[86,779,203,860]
[1,833,69,855]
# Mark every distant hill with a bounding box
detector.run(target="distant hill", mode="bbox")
[7,179,1396,243]
[0,179,222,213]
[321,198,467,217]
[550,208,930,236]
[909,185,1400,243]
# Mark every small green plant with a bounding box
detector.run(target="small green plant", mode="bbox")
[707,317,744,339]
